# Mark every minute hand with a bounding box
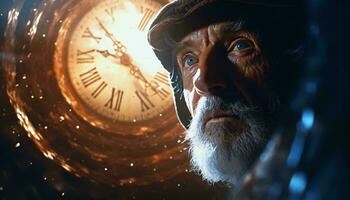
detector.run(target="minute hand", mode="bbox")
[95,17,126,53]
[95,17,142,80]
[95,18,159,94]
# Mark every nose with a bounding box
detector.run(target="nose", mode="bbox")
[194,45,230,96]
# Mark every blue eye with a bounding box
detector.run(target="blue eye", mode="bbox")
[183,54,198,67]
[233,40,252,51]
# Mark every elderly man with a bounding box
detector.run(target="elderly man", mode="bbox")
[148,0,305,185]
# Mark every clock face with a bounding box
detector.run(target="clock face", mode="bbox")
[60,0,172,123]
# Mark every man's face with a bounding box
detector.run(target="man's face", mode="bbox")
[175,21,279,184]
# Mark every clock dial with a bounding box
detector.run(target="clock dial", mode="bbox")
[6,0,190,186]
[61,0,172,123]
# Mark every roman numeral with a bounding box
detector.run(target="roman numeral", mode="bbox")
[105,7,116,22]
[105,88,124,111]
[135,90,154,112]
[137,8,154,31]
[154,87,170,100]
[77,49,95,64]
[148,80,171,100]
[91,81,107,98]
[154,72,169,85]
[81,27,101,43]
[79,67,101,88]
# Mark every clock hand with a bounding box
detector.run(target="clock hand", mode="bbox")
[95,18,160,94]
[95,17,127,54]
[129,63,149,84]
[95,18,143,72]
[96,49,119,59]
[95,49,139,74]
[127,62,163,96]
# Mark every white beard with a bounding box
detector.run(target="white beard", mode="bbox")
[186,96,270,185]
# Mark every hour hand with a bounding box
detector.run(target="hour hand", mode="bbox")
[96,49,118,59]
[96,49,130,65]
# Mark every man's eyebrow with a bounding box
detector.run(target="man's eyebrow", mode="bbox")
[221,20,245,33]
[173,20,246,57]
[174,41,196,57]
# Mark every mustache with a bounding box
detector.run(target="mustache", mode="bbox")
[193,96,259,125]
[187,96,268,154]
[185,95,270,184]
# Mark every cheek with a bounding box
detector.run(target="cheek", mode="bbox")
[183,89,194,115]
[181,68,199,115]
[230,53,269,84]
[181,66,198,89]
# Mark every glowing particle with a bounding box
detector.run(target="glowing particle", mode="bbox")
[42,33,46,38]
[289,172,307,195]
[22,75,27,79]
[177,183,181,187]
[59,116,65,121]
[163,145,167,148]
[104,168,108,171]
[19,60,23,63]
[159,113,162,117]
[153,168,157,172]
[0,186,3,191]
[130,163,134,167]
[15,142,20,148]
[76,125,80,129]
[30,95,34,99]
[15,84,19,87]
[177,140,181,143]
[44,126,48,130]
[61,192,65,196]
[39,96,43,99]
[185,169,189,172]
[133,119,136,123]
[43,177,47,181]
[169,156,173,160]
[301,109,314,130]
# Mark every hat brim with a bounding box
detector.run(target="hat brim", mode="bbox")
[148,0,297,51]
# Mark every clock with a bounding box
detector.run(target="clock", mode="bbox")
[54,0,174,134]
[4,0,190,186]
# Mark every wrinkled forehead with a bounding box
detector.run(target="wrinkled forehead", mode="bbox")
[179,21,245,45]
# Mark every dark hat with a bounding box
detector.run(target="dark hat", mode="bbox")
[148,0,303,129]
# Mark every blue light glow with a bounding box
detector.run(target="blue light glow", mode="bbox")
[302,109,314,130]
[289,172,307,195]
[287,137,304,167]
